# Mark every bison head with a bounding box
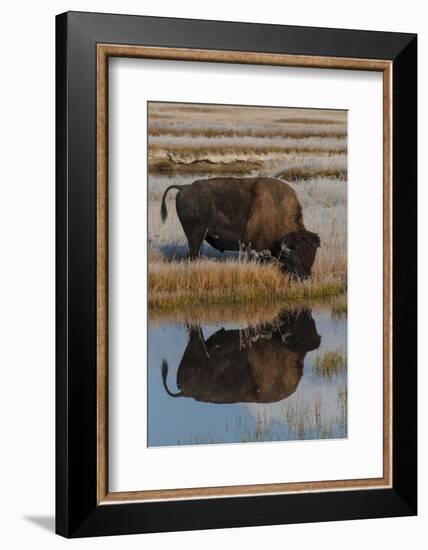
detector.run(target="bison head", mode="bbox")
[271,230,320,279]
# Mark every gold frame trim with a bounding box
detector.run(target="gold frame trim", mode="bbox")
[96,44,393,505]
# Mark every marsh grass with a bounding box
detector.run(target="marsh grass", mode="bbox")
[149,256,346,309]
[149,125,347,140]
[313,348,347,380]
[150,158,262,175]
[275,158,347,181]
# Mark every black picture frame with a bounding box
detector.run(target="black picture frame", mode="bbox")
[56,11,417,538]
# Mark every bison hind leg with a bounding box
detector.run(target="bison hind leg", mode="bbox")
[182,224,209,260]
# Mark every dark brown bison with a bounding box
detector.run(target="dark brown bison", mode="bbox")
[161,309,321,404]
[160,177,320,278]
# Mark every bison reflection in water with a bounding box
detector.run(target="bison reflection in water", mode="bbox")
[161,309,321,404]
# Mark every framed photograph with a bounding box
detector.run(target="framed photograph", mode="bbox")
[56,11,417,537]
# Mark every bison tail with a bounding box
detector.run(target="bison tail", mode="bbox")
[160,184,184,223]
[161,359,183,398]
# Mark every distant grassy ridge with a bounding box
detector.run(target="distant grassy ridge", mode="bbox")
[275,166,346,181]
[149,149,347,178]
[149,159,347,177]
[149,257,346,310]
[150,159,262,175]
[148,142,347,161]
[148,126,347,139]
[150,104,346,123]
[148,102,346,125]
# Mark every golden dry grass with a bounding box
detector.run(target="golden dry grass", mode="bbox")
[148,143,347,157]
[275,165,346,181]
[150,159,262,175]
[148,125,347,140]
[149,256,346,309]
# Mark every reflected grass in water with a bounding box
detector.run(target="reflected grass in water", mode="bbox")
[240,392,348,442]
[313,348,347,380]
[331,301,347,320]
[149,297,344,327]
[337,388,348,435]
[174,390,348,446]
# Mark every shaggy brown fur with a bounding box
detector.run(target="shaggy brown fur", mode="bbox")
[242,178,304,249]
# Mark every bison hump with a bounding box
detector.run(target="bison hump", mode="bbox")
[242,178,304,250]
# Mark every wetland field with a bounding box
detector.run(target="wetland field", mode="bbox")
[147,102,348,446]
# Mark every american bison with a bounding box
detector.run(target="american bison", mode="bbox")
[160,177,320,278]
[161,309,321,404]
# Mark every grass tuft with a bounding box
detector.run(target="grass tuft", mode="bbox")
[313,348,347,380]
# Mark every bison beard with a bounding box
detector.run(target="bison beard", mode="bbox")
[271,231,321,279]
[160,177,320,278]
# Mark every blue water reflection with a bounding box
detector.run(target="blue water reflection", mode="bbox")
[148,306,347,446]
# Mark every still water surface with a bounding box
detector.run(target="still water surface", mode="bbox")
[148,304,347,447]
